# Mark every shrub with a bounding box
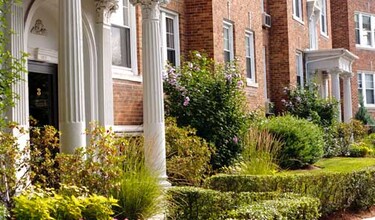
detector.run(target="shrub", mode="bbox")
[349,142,373,157]
[166,117,213,186]
[283,84,338,128]
[0,203,7,220]
[167,187,320,220]
[355,95,375,131]
[334,120,368,156]
[13,187,117,220]
[261,115,324,169]
[206,168,375,215]
[57,123,127,195]
[223,128,282,175]
[164,52,249,169]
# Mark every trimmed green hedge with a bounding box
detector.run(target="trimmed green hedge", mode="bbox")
[167,187,320,220]
[205,168,375,215]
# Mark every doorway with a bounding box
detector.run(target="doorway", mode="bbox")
[28,61,58,128]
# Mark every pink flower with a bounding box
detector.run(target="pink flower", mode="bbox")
[233,136,238,144]
[183,96,190,106]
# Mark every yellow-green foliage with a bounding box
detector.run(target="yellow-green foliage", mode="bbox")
[166,117,213,186]
[349,142,374,157]
[13,187,117,220]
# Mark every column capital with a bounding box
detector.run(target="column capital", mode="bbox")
[129,0,170,19]
[340,71,354,79]
[329,67,342,75]
[95,0,119,24]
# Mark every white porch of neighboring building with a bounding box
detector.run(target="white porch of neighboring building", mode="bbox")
[305,48,359,122]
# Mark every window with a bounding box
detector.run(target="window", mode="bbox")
[293,0,303,21]
[358,73,375,105]
[111,0,138,79]
[320,0,328,36]
[296,52,304,87]
[355,13,375,48]
[160,10,180,67]
[245,31,255,83]
[223,21,234,63]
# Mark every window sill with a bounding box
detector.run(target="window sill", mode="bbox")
[246,79,258,88]
[356,45,375,51]
[320,32,329,39]
[112,66,142,82]
[292,15,304,25]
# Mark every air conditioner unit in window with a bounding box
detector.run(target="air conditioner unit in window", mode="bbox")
[262,12,272,28]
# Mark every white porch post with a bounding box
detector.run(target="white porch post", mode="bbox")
[59,0,86,153]
[342,72,353,123]
[331,70,342,122]
[95,0,117,127]
[130,0,170,186]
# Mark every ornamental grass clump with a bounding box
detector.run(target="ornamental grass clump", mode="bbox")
[163,51,249,170]
[224,128,282,175]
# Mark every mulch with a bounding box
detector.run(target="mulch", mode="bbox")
[321,206,375,220]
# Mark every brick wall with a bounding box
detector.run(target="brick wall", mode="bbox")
[212,0,266,109]
[113,80,143,125]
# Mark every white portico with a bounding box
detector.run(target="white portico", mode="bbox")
[305,48,359,122]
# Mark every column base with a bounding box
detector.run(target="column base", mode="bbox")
[59,121,86,153]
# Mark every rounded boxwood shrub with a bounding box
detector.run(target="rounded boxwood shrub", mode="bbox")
[261,115,324,169]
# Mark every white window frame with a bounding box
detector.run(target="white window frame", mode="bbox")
[292,0,303,23]
[320,0,328,37]
[160,9,180,68]
[358,72,375,107]
[223,21,234,63]
[355,12,375,50]
[245,31,256,85]
[296,51,304,87]
[111,0,139,81]
[261,0,265,13]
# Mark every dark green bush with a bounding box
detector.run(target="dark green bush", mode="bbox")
[355,95,375,131]
[283,84,338,128]
[261,115,324,169]
[167,187,320,220]
[206,168,375,215]
[166,117,213,186]
[164,52,249,170]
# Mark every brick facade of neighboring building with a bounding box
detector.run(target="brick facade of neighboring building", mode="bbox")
[331,0,375,117]
[113,0,369,127]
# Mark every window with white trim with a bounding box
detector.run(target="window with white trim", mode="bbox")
[296,52,304,87]
[160,10,180,67]
[293,0,303,21]
[358,73,375,105]
[223,21,234,63]
[355,13,375,48]
[320,0,328,36]
[111,0,138,78]
[245,31,255,82]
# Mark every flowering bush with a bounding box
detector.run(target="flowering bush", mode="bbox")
[282,84,338,128]
[163,51,249,170]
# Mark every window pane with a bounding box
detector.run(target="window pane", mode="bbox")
[224,51,231,63]
[366,74,374,88]
[363,16,371,30]
[167,49,176,66]
[224,27,229,50]
[111,26,131,68]
[366,89,375,104]
[295,0,301,17]
[245,35,250,56]
[246,57,252,79]
[123,0,129,26]
[358,73,363,89]
[355,14,360,28]
[166,18,175,49]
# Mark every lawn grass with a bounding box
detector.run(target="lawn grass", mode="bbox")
[282,157,375,174]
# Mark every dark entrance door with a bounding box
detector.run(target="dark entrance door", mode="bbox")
[28,61,58,128]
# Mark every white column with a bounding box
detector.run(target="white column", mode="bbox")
[6,3,29,182]
[59,0,86,153]
[322,72,329,99]
[95,0,117,127]
[331,70,342,122]
[342,72,353,123]
[130,0,170,186]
